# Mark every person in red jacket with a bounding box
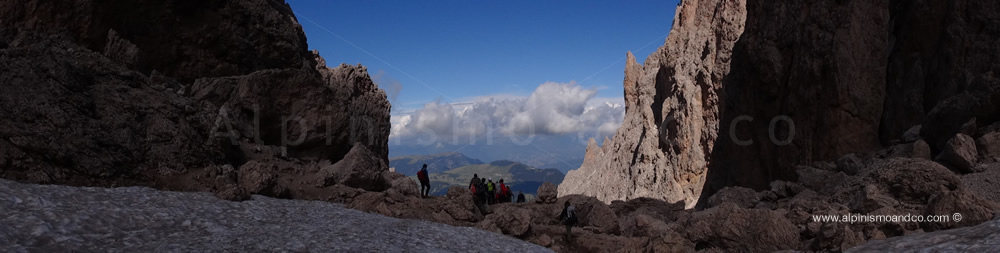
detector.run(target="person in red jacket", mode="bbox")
[417,164,430,198]
[498,179,510,203]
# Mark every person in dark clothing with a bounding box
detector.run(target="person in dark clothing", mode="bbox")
[417,164,431,198]
[516,191,526,203]
[469,174,487,214]
[559,201,578,241]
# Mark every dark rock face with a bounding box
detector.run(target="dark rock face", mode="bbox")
[706,0,890,194]
[0,0,311,83]
[0,0,391,199]
[0,32,219,185]
[695,0,1000,200]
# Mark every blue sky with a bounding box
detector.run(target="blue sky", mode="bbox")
[287,0,679,110]
[286,1,680,166]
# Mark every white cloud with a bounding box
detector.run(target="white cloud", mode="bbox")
[390,82,624,146]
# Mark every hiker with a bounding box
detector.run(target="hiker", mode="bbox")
[559,201,578,241]
[516,191,525,203]
[486,178,495,204]
[417,164,430,198]
[469,174,487,214]
[498,179,510,203]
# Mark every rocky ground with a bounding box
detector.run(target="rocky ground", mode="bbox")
[0,178,551,252]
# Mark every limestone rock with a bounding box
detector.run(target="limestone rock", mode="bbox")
[560,0,747,208]
[383,172,418,197]
[848,184,898,213]
[535,182,558,204]
[861,158,960,204]
[237,160,281,197]
[557,195,620,234]
[922,189,1000,231]
[102,29,138,68]
[705,0,890,197]
[480,205,533,237]
[319,143,389,191]
[0,0,392,197]
[912,140,932,160]
[682,203,800,252]
[937,133,980,173]
[902,125,922,143]
[976,131,1000,163]
[836,153,864,176]
[706,186,759,208]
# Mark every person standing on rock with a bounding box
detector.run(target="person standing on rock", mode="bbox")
[417,164,430,198]
[559,201,578,241]
[498,179,510,203]
[486,178,495,204]
[469,174,488,215]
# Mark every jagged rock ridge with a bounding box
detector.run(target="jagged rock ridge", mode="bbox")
[560,0,747,207]
[562,0,1000,208]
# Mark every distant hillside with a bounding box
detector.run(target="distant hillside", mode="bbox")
[421,160,565,196]
[389,152,484,176]
[535,158,585,174]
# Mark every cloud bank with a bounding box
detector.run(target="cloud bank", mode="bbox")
[390,82,624,146]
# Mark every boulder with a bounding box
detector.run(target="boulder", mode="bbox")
[937,133,980,173]
[238,160,280,196]
[706,186,760,208]
[922,189,1000,231]
[977,131,1000,163]
[848,184,899,213]
[911,139,932,160]
[683,203,800,252]
[481,205,533,237]
[836,153,864,176]
[536,182,558,204]
[902,125,922,142]
[796,166,849,194]
[770,181,806,199]
[862,158,961,204]
[383,172,418,196]
[815,222,866,252]
[319,143,389,191]
[528,234,553,247]
[619,213,670,237]
[557,195,620,234]
[644,230,696,253]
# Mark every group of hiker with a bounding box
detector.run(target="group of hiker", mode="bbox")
[468,173,516,204]
[415,164,577,240]
[415,164,525,203]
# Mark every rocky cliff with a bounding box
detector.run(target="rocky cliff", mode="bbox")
[704,0,1000,199]
[561,0,1000,207]
[560,0,747,208]
[0,0,392,198]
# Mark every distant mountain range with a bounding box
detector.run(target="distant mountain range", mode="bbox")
[388,134,589,174]
[389,152,484,176]
[389,152,565,196]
